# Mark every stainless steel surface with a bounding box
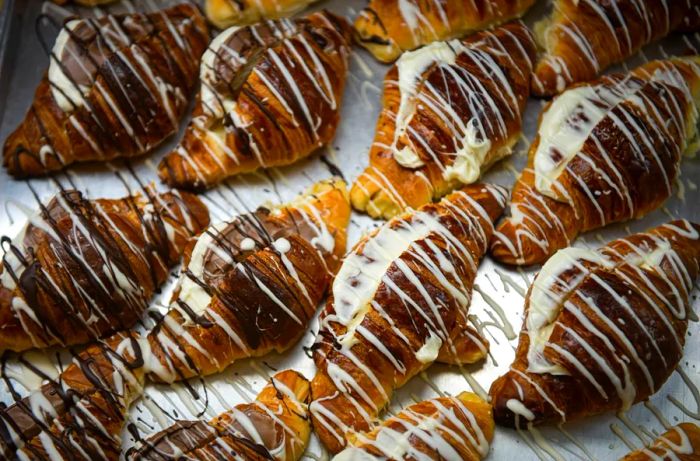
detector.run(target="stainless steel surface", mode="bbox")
[0,1,699,459]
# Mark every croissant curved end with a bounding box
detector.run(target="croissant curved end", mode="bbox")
[489,371,564,427]
[490,220,553,266]
[269,369,311,408]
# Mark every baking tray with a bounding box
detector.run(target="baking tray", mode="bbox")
[0,0,699,459]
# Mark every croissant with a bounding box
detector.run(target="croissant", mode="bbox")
[0,188,209,352]
[309,183,506,453]
[333,392,494,461]
[127,369,310,461]
[2,4,209,178]
[489,220,700,427]
[205,0,322,29]
[146,179,350,383]
[532,0,700,97]
[353,0,536,62]
[0,332,145,460]
[350,21,535,220]
[619,423,700,461]
[158,11,352,191]
[490,57,700,266]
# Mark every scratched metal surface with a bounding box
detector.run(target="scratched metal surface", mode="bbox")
[0,0,699,459]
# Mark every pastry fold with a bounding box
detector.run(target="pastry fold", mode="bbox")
[354,0,536,62]
[0,332,145,460]
[158,11,352,190]
[310,184,505,453]
[533,0,700,97]
[147,179,350,383]
[0,188,209,352]
[350,22,535,220]
[127,369,311,461]
[333,392,494,461]
[491,57,700,266]
[490,220,700,426]
[3,4,209,177]
[619,423,700,461]
[205,0,322,29]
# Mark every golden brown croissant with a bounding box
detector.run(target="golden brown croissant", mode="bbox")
[158,11,352,191]
[333,392,494,461]
[489,220,700,427]
[205,0,322,29]
[0,332,145,460]
[350,22,535,220]
[310,183,506,453]
[127,369,311,461]
[146,179,350,383]
[354,0,536,62]
[532,0,700,97]
[620,423,700,461]
[491,57,700,266]
[0,188,209,352]
[2,4,209,178]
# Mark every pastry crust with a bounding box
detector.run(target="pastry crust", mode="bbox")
[619,423,700,461]
[533,0,700,97]
[205,0,321,29]
[158,11,352,190]
[147,179,350,383]
[335,392,495,460]
[491,57,700,266]
[350,22,535,220]
[2,4,209,178]
[310,183,505,453]
[354,0,536,62]
[0,332,145,460]
[0,188,209,352]
[489,220,700,426]
[127,370,311,461]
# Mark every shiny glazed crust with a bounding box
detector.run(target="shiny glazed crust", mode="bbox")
[146,179,350,383]
[0,189,209,352]
[310,184,506,453]
[619,423,700,461]
[158,11,352,191]
[490,58,700,266]
[127,370,311,461]
[2,4,209,177]
[205,0,321,29]
[0,332,145,460]
[532,0,700,97]
[489,220,700,427]
[350,22,535,220]
[353,0,536,62]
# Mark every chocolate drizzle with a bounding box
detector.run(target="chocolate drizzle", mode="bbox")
[0,176,209,352]
[3,3,210,178]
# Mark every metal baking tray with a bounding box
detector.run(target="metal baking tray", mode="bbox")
[1,0,699,459]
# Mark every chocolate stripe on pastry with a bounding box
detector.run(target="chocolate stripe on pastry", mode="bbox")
[205,0,322,29]
[3,4,210,178]
[158,11,352,191]
[532,0,700,97]
[0,332,145,461]
[353,0,535,63]
[350,21,535,220]
[490,220,700,426]
[0,188,209,352]
[309,184,506,453]
[619,423,700,460]
[146,180,350,383]
[491,57,700,266]
[127,369,311,461]
[333,392,494,461]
